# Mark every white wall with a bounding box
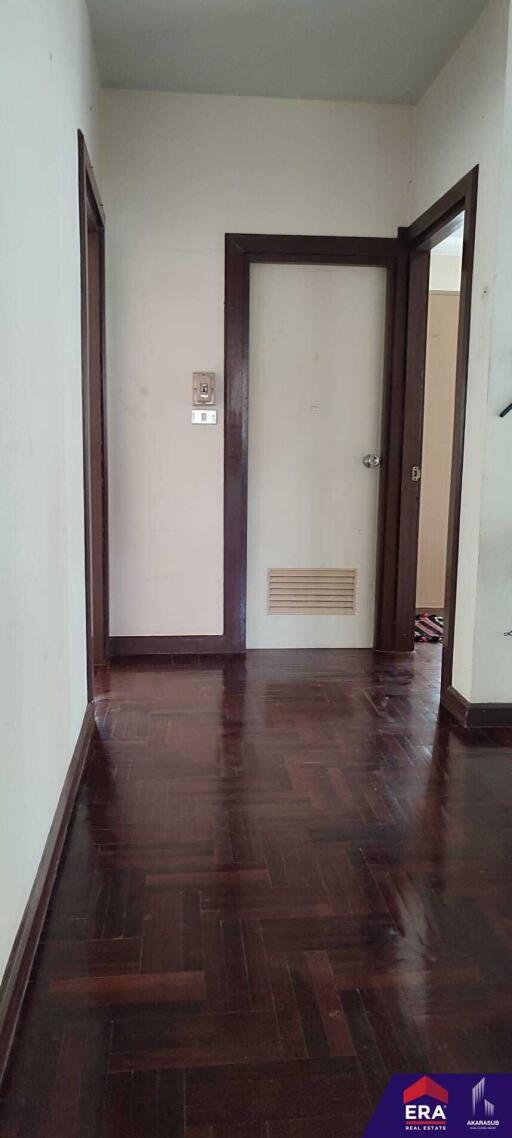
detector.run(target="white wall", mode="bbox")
[412,0,510,699]
[429,253,463,292]
[472,2,512,701]
[0,0,99,979]
[100,91,413,637]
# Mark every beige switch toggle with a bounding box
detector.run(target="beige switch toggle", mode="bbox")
[193,372,215,405]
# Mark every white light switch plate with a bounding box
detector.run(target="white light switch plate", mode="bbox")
[192,408,217,425]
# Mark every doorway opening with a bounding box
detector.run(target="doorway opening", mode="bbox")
[415,219,463,649]
[78,131,109,698]
[396,167,478,705]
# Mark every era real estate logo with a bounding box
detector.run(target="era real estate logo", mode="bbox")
[403,1076,449,1131]
[468,1078,500,1130]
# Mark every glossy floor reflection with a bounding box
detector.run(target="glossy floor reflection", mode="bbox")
[2,645,512,1137]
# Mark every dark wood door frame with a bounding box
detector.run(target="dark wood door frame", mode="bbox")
[223,232,409,653]
[78,131,109,696]
[396,167,478,702]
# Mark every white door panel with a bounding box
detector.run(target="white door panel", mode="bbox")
[246,263,386,649]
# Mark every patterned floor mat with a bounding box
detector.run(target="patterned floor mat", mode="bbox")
[415,613,443,643]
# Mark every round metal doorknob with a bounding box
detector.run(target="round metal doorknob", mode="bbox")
[363,454,381,468]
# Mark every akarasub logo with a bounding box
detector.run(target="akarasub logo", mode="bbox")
[403,1076,449,1130]
[468,1078,500,1130]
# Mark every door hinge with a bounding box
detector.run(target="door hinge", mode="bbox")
[412,465,421,482]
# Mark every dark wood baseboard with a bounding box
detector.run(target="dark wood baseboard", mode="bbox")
[0,702,96,1086]
[442,685,512,728]
[109,635,235,658]
[441,685,470,725]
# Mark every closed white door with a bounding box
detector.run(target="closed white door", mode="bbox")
[246,262,387,649]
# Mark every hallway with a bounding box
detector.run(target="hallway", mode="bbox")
[2,646,512,1135]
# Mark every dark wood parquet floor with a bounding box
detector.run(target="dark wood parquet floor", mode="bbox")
[2,645,512,1137]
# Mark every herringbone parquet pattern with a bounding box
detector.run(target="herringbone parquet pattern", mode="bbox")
[2,646,512,1136]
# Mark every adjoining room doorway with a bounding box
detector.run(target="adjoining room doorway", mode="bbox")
[396,168,478,705]
[78,131,109,697]
[415,223,463,648]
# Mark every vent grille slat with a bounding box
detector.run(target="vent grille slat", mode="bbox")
[268,568,356,615]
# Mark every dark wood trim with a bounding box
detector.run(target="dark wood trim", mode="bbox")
[442,685,512,729]
[441,684,471,727]
[441,171,478,695]
[374,236,410,651]
[78,130,109,698]
[225,232,405,261]
[109,635,230,658]
[224,232,409,653]
[469,705,512,729]
[398,168,479,695]
[394,249,430,650]
[0,704,95,1087]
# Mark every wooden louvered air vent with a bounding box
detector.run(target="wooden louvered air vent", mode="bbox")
[267,568,357,615]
